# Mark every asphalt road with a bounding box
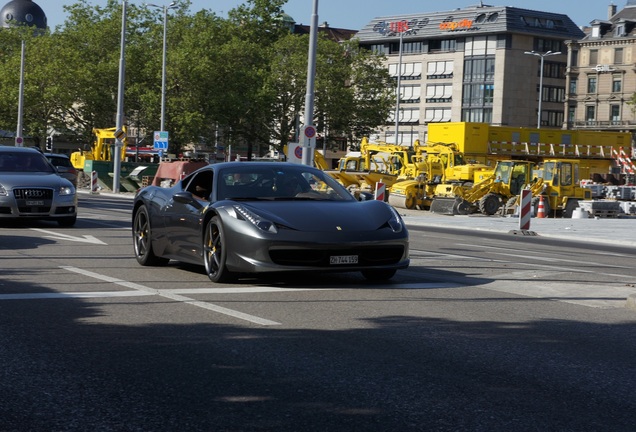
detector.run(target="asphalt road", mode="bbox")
[0,194,635,431]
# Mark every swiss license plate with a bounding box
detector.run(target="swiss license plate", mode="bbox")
[26,200,44,206]
[330,255,358,265]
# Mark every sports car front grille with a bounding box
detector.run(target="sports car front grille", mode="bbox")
[269,245,405,267]
[14,188,53,200]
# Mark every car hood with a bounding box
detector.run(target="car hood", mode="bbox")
[0,172,73,189]
[237,200,396,232]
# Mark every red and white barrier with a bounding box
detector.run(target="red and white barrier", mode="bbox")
[518,189,531,231]
[374,181,386,201]
[90,171,99,194]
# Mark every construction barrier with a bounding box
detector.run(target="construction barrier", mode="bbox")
[90,171,99,194]
[518,190,531,230]
[374,181,386,201]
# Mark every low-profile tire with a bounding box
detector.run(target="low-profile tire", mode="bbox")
[361,269,397,281]
[203,216,234,283]
[58,215,77,227]
[133,205,169,266]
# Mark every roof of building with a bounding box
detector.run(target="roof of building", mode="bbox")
[582,1,636,41]
[355,4,584,43]
[293,22,357,42]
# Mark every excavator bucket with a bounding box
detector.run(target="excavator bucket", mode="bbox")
[430,197,470,215]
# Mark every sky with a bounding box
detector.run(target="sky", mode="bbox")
[44,1,621,31]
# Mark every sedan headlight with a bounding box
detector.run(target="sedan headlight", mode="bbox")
[387,205,404,233]
[59,185,75,196]
[0,184,7,196]
[233,204,277,233]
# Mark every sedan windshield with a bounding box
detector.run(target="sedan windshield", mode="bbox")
[0,152,55,173]
[217,165,354,201]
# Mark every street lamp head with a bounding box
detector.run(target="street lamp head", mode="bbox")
[0,0,47,30]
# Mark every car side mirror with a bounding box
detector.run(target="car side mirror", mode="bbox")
[173,191,203,209]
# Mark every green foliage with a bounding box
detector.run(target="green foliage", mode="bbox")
[0,0,392,154]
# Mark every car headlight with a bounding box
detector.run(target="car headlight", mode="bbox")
[387,205,404,233]
[233,205,278,234]
[0,184,7,196]
[59,185,75,196]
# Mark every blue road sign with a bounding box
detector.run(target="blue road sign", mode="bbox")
[153,131,169,150]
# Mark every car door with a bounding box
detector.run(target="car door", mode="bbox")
[162,169,213,262]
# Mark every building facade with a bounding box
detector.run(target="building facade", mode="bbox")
[565,1,636,135]
[355,4,584,146]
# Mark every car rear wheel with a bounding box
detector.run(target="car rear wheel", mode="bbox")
[361,269,397,281]
[204,216,233,283]
[133,205,169,266]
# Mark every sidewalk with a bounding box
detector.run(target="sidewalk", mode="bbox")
[398,208,636,248]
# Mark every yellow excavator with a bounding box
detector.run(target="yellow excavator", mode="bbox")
[70,127,128,171]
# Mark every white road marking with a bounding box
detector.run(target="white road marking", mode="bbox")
[30,228,107,245]
[0,291,153,300]
[60,266,281,326]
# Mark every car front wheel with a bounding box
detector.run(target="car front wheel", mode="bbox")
[203,216,233,283]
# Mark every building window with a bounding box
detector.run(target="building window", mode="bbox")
[568,106,575,123]
[390,108,421,124]
[463,57,495,81]
[586,105,595,124]
[589,50,598,66]
[428,39,456,53]
[401,41,423,54]
[587,76,597,93]
[615,48,624,64]
[534,38,563,53]
[462,83,494,106]
[612,75,622,93]
[389,62,422,80]
[424,108,451,123]
[426,60,453,79]
[426,84,452,102]
[542,86,565,103]
[461,108,492,123]
[465,36,497,55]
[571,50,578,67]
[370,44,388,55]
[401,84,422,103]
[569,79,577,94]
[611,105,621,124]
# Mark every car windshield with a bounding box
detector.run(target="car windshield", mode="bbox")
[217,165,355,201]
[0,152,55,173]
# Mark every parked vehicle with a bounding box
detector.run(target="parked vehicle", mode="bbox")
[44,153,78,187]
[132,161,409,282]
[0,147,77,227]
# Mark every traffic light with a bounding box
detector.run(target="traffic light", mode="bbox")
[45,136,53,151]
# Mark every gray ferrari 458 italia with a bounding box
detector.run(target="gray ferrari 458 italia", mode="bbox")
[132,161,409,282]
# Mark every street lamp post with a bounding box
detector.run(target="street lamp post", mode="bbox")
[112,0,128,193]
[524,50,561,129]
[147,1,178,132]
[301,0,318,166]
[394,29,404,145]
[0,0,47,147]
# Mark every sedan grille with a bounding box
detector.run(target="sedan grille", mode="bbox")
[269,245,405,267]
[13,188,53,214]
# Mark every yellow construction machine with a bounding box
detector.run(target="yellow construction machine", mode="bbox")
[387,142,488,209]
[430,158,594,217]
[70,127,128,171]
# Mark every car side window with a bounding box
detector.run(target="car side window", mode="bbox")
[185,170,213,201]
